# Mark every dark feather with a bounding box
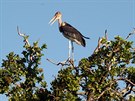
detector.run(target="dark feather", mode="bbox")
[59,22,87,47]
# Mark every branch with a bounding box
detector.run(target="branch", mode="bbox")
[123,85,133,97]
[17,26,24,37]
[48,94,58,100]
[126,28,135,39]
[105,29,108,41]
[110,88,123,98]
[116,77,135,97]
[17,26,33,61]
[117,78,135,86]
[96,77,133,100]
[76,91,86,95]
[93,37,102,53]
[17,26,30,46]
[96,87,110,100]
[96,79,115,100]
[93,30,108,53]
[121,86,132,94]
[46,58,70,66]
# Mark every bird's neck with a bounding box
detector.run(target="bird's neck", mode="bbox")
[58,18,62,27]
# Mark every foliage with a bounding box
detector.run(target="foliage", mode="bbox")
[50,36,135,101]
[0,36,52,100]
[0,33,135,101]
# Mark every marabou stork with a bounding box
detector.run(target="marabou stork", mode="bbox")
[49,11,89,61]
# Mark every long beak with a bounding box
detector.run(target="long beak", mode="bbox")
[49,16,57,25]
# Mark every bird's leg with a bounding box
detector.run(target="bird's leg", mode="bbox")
[68,40,71,60]
[60,40,71,65]
[71,41,74,61]
[65,40,74,65]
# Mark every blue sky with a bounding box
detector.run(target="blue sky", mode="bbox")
[0,0,135,100]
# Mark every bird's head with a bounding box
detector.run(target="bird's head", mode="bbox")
[49,11,62,25]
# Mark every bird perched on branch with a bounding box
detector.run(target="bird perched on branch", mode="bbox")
[49,11,89,61]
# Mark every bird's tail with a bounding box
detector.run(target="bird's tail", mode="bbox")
[82,35,90,39]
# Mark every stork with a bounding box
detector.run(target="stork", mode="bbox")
[49,11,89,61]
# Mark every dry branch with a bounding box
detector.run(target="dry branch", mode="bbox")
[93,37,102,53]
[46,58,70,66]
[105,29,108,40]
[17,26,30,46]
[126,28,135,39]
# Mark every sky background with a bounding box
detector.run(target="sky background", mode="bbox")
[0,0,135,100]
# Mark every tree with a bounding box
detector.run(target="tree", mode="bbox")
[0,28,135,101]
[0,28,51,101]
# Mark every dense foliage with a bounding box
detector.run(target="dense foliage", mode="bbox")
[0,33,135,101]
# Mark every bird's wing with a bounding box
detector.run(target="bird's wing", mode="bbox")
[60,22,89,39]
[60,22,82,38]
[59,22,86,47]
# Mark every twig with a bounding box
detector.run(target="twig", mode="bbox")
[93,37,102,53]
[96,87,110,100]
[133,88,135,92]
[105,29,108,40]
[123,85,133,97]
[46,58,70,66]
[17,26,30,46]
[93,30,109,53]
[46,58,59,65]
[17,26,25,37]
[96,77,135,100]
[17,26,33,61]
[110,88,123,98]
[76,91,86,95]
[96,79,115,100]
[121,86,131,94]
[126,28,135,39]
[117,78,135,86]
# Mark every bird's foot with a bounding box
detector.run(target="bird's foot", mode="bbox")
[66,58,74,66]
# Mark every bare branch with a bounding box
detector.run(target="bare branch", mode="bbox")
[105,29,108,40]
[17,26,30,46]
[17,26,25,37]
[93,37,102,53]
[93,30,109,53]
[126,28,135,39]
[46,58,70,66]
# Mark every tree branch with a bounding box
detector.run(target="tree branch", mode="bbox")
[126,28,135,39]
[76,91,86,95]
[117,78,135,86]
[46,58,70,66]
[93,30,108,53]
[123,85,133,97]
[17,26,30,46]
[96,77,135,100]
[93,37,102,53]
[96,79,115,100]
[96,87,110,100]
[105,29,108,41]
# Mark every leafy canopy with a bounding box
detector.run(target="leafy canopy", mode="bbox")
[0,32,135,101]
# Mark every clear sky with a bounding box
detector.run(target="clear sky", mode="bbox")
[0,0,135,100]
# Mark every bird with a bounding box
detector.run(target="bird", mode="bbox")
[49,11,89,61]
